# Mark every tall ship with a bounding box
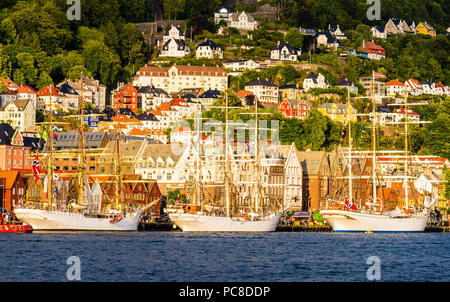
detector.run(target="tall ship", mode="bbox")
[320,73,433,233]
[14,80,153,231]
[168,93,283,231]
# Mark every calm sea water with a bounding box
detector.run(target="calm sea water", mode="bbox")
[0,232,448,282]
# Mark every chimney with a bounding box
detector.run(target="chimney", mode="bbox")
[277,41,280,46]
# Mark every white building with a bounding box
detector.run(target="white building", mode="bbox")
[314,32,342,49]
[280,143,303,208]
[223,59,260,72]
[137,86,172,112]
[134,144,190,194]
[162,25,185,44]
[198,89,221,106]
[170,126,194,144]
[227,12,258,31]
[303,73,329,91]
[132,65,228,94]
[0,99,35,132]
[214,7,233,24]
[160,38,190,57]
[328,25,347,40]
[371,26,387,39]
[16,85,37,109]
[270,42,301,62]
[244,79,279,104]
[404,79,423,96]
[136,112,161,130]
[385,79,406,96]
[196,40,223,59]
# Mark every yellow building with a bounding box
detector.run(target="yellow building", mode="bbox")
[416,22,436,37]
[317,103,357,122]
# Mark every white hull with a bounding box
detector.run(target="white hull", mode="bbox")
[320,210,428,233]
[168,213,282,232]
[14,209,141,231]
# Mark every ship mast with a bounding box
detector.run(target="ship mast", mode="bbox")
[48,85,54,210]
[78,76,86,206]
[114,103,122,210]
[195,109,202,210]
[371,72,377,206]
[347,87,353,205]
[225,91,230,217]
[404,92,409,209]
[254,95,260,216]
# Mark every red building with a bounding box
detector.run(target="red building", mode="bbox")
[113,84,140,113]
[279,98,311,119]
[0,124,39,172]
[0,171,26,214]
[360,40,386,59]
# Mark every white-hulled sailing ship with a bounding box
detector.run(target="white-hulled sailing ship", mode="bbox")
[168,93,283,231]
[14,80,153,231]
[320,72,433,233]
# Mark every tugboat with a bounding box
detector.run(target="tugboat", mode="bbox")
[0,211,33,234]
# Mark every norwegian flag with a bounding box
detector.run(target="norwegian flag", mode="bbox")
[373,71,386,79]
[32,154,40,183]
[344,198,358,211]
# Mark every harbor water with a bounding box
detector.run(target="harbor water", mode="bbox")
[0,232,448,282]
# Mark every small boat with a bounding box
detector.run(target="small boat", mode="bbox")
[0,222,33,233]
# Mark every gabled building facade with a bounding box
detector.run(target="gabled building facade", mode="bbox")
[270,42,301,61]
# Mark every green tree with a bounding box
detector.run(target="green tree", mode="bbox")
[303,109,328,151]
[82,40,121,87]
[36,71,53,89]
[285,28,303,49]
[15,52,38,85]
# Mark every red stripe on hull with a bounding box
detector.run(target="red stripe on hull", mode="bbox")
[0,224,33,233]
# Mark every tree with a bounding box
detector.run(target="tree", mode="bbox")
[303,109,328,150]
[36,71,53,89]
[0,18,17,44]
[285,28,303,49]
[82,40,121,87]
[15,52,38,86]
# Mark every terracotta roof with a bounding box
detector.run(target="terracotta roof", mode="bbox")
[395,107,419,116]
[128,128,149,136]
[137,66,170,77]
[385,79,405,87]
[171,126,192,133]
[111,115,142,125]
[361,41,385,51]
[236,90,254,98]
[37,85,61,97]
[17,84,37,94]
[405,79,421,88]
[0,170,20,189]
[173,65,227,77]
[0,77,19,90]
[169,98,189,107]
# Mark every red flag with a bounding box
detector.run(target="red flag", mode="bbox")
[373,71,386,79]
[32,154,40,183]
[350,204,358,211]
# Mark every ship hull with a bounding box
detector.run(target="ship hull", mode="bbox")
[320,210,428,233]
[14,209,141,231]
[168,213,281,232]
[0,224,33,233]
